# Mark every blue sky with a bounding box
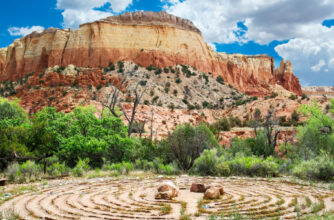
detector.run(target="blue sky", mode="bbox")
[1,0,334,86]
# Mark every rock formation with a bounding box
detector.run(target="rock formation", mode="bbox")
[0,11,302,96]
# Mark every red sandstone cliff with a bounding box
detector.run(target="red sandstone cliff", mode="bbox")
[0,11,302,96]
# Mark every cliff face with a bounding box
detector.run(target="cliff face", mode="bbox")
[0,11,302,96]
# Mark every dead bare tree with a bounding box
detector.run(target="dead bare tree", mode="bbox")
[119,82,146,136]
[264,105,281,149]
[100,77,147,137]
[101,77,127,118]
[150,109,154,141]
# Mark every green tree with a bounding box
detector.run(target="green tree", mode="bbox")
[167,123,219,170]
[297,100,334,159]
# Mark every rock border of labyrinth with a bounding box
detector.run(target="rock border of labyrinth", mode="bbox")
[0,176,333,219]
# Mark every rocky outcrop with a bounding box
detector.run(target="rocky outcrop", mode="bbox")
[274,60,302,96]
[0,11,301,96]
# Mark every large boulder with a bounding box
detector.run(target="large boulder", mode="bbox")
[205,184,224,195]
[204,187,220,200]
[190,183,206,193]
[155,181,178,200]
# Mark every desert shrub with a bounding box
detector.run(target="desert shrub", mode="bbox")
[228,116,242,128]
[167,123,219,170]
[216,76,224,85]
[229,137,253,157]
[152,158,181,175]
[6,163,20,182]
[175,78,182,84]
[72,158,90,177]
[106,161,134,175]
[19,160,41,180]
[191,149,230,176]
[229,156,279,177]
[292,154,334,181]
[134,159,154,171]
[46,156,70,177]
[117,61,124,73]
[249,130,274,157]
[270,92,278,98]
[157,163,180,175]
[6,161,41,183]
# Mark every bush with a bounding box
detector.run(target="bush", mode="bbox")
[6,163,20,182]
[229,137,253,157]
[134,159,154,171]
[216,76,224,85]
[46,156,70,177]
[229,156,279,177]
[292,154,334,181]
[103,161,134,175]
[191,149,230,176]
[152,158,181,175]
[6,161,41,183]
[72,158,90,177]
[167,123,219,170]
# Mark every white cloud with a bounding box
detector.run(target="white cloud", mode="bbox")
[57,0,133,28]
[164,0,334,85]
[311,59,326,72]
[8,26,45,36]
[164,0,334,44]
[275,25,334,85]
[61,9,112,28]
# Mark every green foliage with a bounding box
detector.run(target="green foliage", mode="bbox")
[292,154,334,181]
[0,98,28,124]
[289,94,298,100]
[152,158,181,175]
[229,156,279,177]
[297,100,334,159]
[103,161,133,175]
[191,149,230,176]
[117,61,124,73]
[46,156,70,177]
[216,76,225,85]
[6,161,41,183]
[270,92,278,98]
[167,123,219,170]
[72,158,90,177]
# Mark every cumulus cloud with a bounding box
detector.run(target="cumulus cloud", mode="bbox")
[57,0,132,28]
[274,25,334,85]
[8,26,45,36]
[164,0,334,85]
[61,9,112,28]
[311,60,326,72]
[164,0,334,44]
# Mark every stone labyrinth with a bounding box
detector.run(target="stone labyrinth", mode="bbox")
[1,176,333,219]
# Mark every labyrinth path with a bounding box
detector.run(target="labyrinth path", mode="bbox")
[1,176,333,219]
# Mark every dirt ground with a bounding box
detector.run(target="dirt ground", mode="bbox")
[0,175,333,219]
